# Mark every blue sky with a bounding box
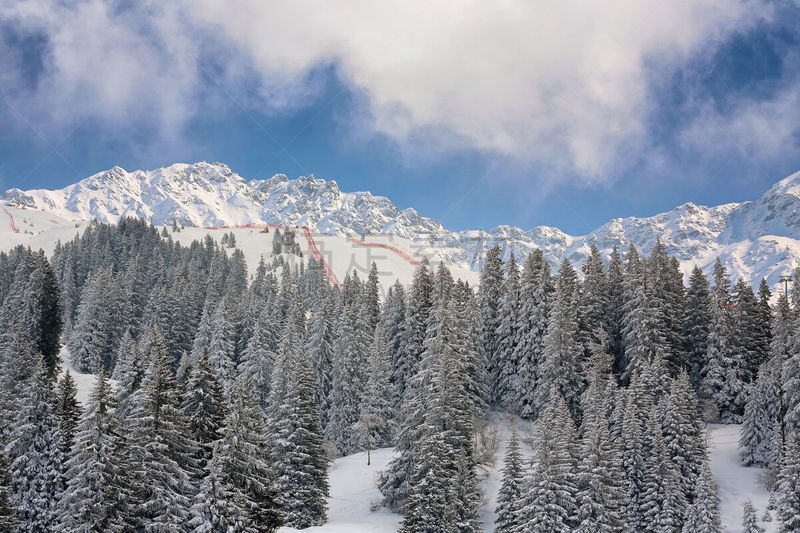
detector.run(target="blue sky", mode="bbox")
[1,0,799,235]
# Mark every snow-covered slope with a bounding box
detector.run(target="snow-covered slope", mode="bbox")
[4,162,800,290]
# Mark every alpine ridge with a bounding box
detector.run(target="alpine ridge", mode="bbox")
[4,162,800,289]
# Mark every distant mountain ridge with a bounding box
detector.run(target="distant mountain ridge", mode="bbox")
[5,161,800,289]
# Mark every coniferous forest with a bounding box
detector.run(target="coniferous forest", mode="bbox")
[2,218,800,532]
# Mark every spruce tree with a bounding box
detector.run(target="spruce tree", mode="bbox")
[742,499,764,533]
[0,444,18,532]
[217,382,282,532]
[357,326,397,460]
[6,362,63,532]
[273,353,329,528]
[54,371,82,460]
[741,361,781,467]
[187,457,245,533]
[495,252,520,410]
[181,350,227,469]
[681,460,721,533]
[306,301,334,425]
[516,391,578,532]
[478,246,504,404]
[684,265,712,389]
[118,337,196,530]
[777,435,800,532]
[535,259,583,420]
[512,250,551,418]
[494,424,523,533]
[575,404,626,533]
[702,258,743,422]
[57,370,126,531]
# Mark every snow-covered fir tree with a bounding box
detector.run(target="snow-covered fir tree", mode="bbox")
[54,371,82,459]
[516,391,578,532]
[6,362,63,532]
[357,325,397,460]
[535,259,584,420]
[702,258,744,422]
[742,499,764,533]
[494,423,523,533]
[512,249,551,418]
[57,370,127,532]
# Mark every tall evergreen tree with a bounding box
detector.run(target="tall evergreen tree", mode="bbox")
[478,246,505,404]
[181,350,226,469]
[6,363,63,532]
[494,424,523,533]
[701,258,744,422]
[517,391,578,532]
[777,435,800,532]
[57,370,126,532]
[357,326,397,459]
[495,253,520,409]
[535,259,583,420]
[512,250,552,418]
[273,353,329,528]
[54,371,82,460]
[217,382,282,532]
[684,265,712,389]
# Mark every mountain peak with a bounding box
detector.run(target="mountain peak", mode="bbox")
[4,163,800,290]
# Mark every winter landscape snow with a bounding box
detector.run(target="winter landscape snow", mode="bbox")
[1,164,798,532]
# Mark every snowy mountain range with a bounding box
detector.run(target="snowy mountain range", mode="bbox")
[4,161,800,288]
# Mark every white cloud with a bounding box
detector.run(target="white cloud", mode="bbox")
[0,0,774,181]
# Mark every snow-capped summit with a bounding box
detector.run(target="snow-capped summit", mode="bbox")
[4,161,800,289]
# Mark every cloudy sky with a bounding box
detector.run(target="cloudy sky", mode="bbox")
[1,0,799,234]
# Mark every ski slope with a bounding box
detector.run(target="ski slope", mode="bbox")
[0,205,479,292]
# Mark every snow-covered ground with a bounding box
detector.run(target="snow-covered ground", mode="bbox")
[56,360,775,532]
[709,424,776,532]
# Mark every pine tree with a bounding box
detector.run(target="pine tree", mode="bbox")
[701,258,744,422]
[217,382,282,532]
[0,444,18,533]
[207,300,236,390]
[777,435,800,532]
[684,265,712,389]
[363,262,381,333]
[516,392,578,532]
[742,499,764,533]
[273,353,329,528]
[494,423,523,533]
[357,326,396,461]
[57,370,126,532]
[181,350,226,469]
[512,250,552,418]
[306,301,334,425]
[54,371,82,459]
[478,246,504,404]
[535,259,583,420]
[187,455,245,533]
[326,295,369,456]
[640,404,686,532]
[119,337,196,530]
[741,361,781,467]
[661,370,706,502]
[681,461,721,533]
[6,362,63,532]
[67,268,112,372]
[238,308,276,411]
[575,404,626,533]
[581,243,611,353]
[495,253,520,409]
